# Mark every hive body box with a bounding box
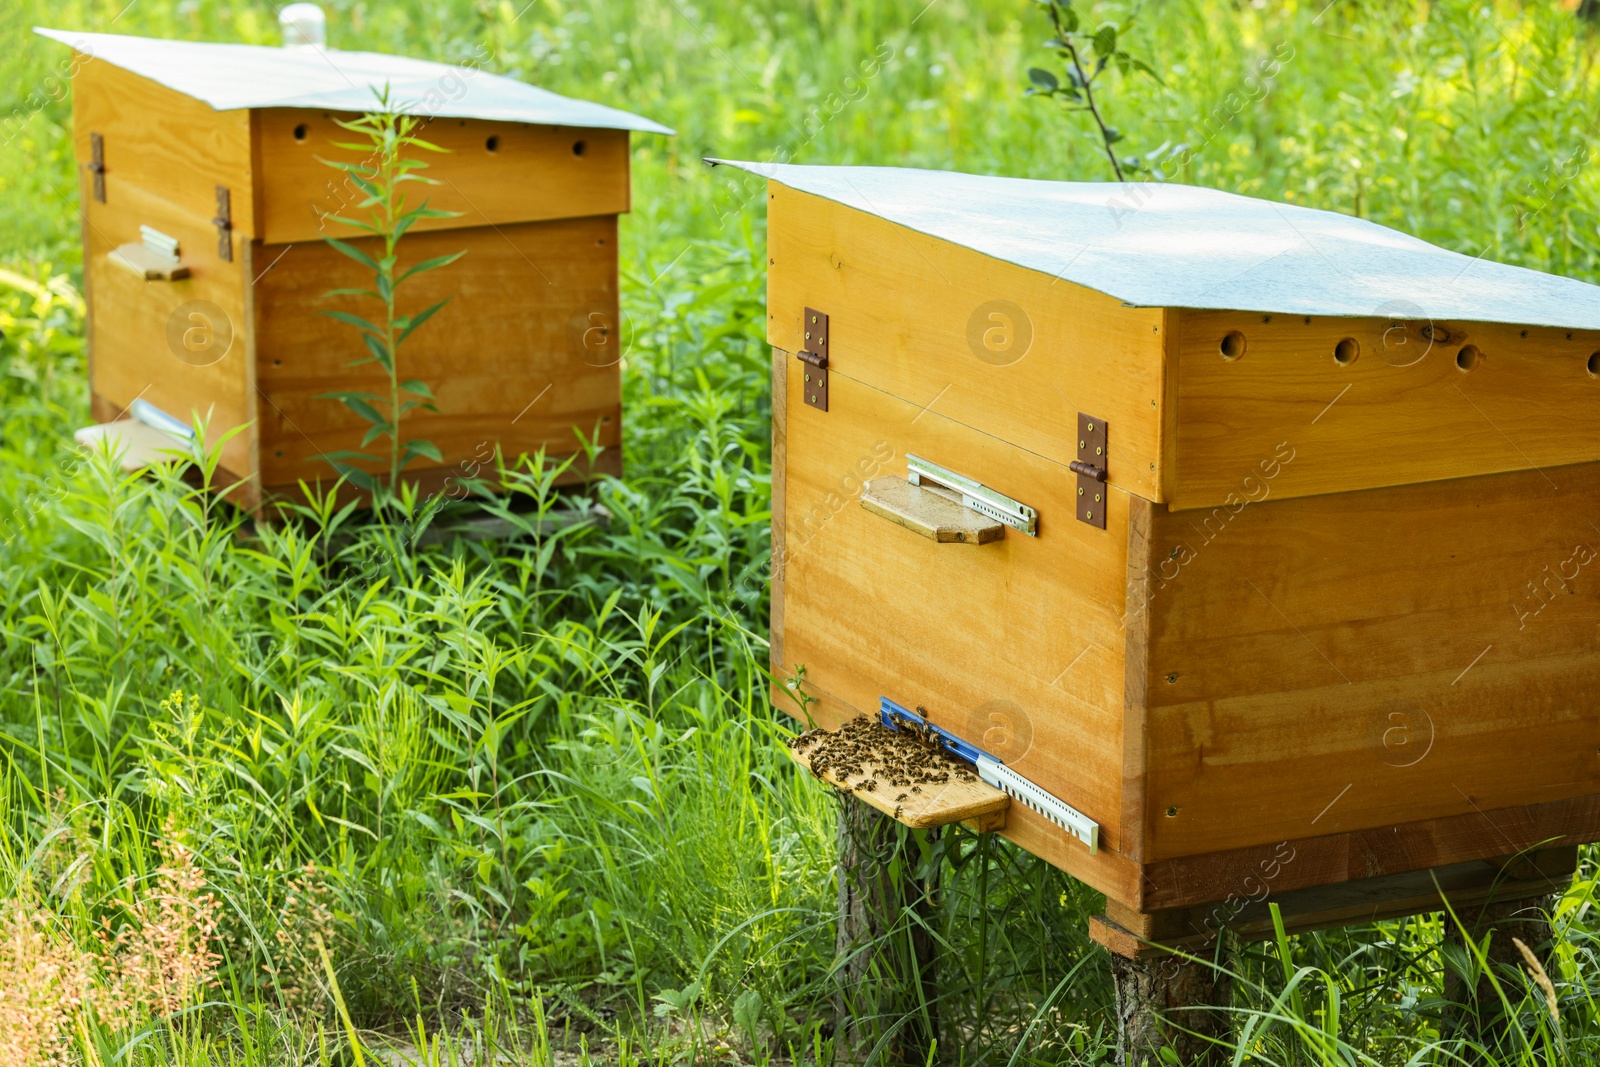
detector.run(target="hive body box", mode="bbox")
[726,160,1600,946]
[39,29,671,508]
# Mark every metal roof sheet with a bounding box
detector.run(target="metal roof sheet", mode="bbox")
[709,160,1600,330]
[35,27,673,135]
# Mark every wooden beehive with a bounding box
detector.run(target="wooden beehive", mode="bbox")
[39,28,671,508]
[722,159,1600,951]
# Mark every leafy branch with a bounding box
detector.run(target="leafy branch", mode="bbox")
[317,87,465,511]
[1026,0,1164,181]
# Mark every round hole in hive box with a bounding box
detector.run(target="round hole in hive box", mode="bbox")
[293,123,308,142]
[1333,337,1359,366]
[1219,331,1246,361]
[1456,344,1482,372]
[1588,352,1600,378]
[572,139,587,156]
[485,135,500,152]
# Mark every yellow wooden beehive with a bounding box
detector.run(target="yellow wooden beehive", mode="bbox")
[721,159,1600,952]
[39,27,671,508]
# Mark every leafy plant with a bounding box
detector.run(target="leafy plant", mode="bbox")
[319,87,465,508]
[1026,0,1165,181]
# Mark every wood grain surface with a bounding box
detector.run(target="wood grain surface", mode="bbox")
[1140,461,1600,862]
[1169,308,1600,509]
[767,186,1168,504]
[252,215,622,491]
[71,54,255,233]
[252,110,630,244]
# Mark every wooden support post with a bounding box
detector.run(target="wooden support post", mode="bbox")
[835,795,938,1067]
[1109,953,1230,1067]
[1441,891,1559,1059]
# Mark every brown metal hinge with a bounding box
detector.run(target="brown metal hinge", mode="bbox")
[212,186,233,262]
[797,307,829,411]
[87,133,106,202]
[1071,413,1107,529]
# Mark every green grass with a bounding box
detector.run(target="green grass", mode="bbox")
[3,0,1600,1063]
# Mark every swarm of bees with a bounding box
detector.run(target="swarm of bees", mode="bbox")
[788,714,979,801]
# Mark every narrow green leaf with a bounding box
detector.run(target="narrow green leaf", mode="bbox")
[403,440,444,463]
[362,333,390,366]
[398,251,467,284]
[318,310,383,335]
[341,396,389,426]
[400,380,434,400]
[324,237,378,270]
[321,215,382,235]
[397,300,449,344]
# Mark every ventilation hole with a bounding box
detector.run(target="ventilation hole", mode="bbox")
[1588,352,1600,378]
[293,123,308,142]
[1334,337,1359,366]
[1219,331,1246,361]
[1456,345,1482,372]
[572,139,586,156]
[485,135,499,152]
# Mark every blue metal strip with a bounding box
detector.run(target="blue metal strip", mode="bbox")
[878,697,999,765]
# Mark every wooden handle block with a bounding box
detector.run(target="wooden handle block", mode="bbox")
[109,242,190,281]
[860,475,1005,544]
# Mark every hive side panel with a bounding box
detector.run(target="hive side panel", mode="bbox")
[1120,496,1156,870]
[770,346,789,683]
[252,216,621,495]
[777,360,1138,902]
[766,187,1167,504]
[1171,309,1600,509]
[82,180,253,485]
[71,55,255,233]
[253,112,630,244]
[1140,461,1600,863]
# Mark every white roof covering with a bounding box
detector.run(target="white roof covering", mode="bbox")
[710,160,1600,330]
[35,28,672,135]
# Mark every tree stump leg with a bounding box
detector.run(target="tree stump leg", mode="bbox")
[1441,892,1558,1059]
[835,796,937,1066]
[1110,952,1230,1067]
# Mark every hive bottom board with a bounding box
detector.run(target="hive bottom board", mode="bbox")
[1092,845,1575,960]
